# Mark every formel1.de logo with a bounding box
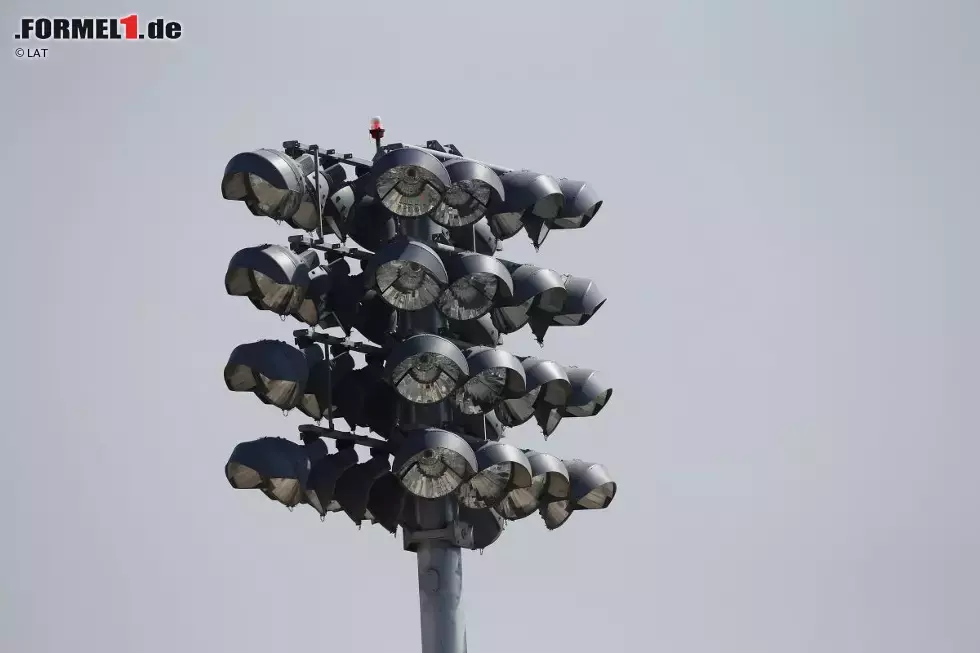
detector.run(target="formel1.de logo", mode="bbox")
[15,15,182,41]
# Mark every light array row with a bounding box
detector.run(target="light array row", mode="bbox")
[226,240,605,344]
[220,142,602,251]
[226,430,617,546]
[224,339,613,439]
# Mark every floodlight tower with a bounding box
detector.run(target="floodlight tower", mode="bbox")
[219,119,616,653]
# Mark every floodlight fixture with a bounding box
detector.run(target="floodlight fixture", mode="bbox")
[225,437,311,507]
[289,258,356,328]
[351,291,396,345]
[446,313,501,348]
[431,160,504,228]
[566,460,617,509]
[456,409,508,441]
[540,459,616,530]
[333,361,400,435]
[521,214,553,250]
[385,335,469,404]
[559,368,613,418]
[334,450,393,525]
[453,347,526,415]
[225,244,319,316]
[534,403,563,438]
[346,197,399,251]
[224,340,311,410]
[457,442,532,509]
[305,441,360,516]
[437,253,513,321]
[448,221,499,255]
[365,237,449,311]
[458,505,506,549]
[367,472,408,534]
[496,451,570,521]
[494,357,572,427]
[487,171,564,240]
[297,351,356,420]
[532,366,612,437]
[373,148,450,217]
[221,149,348,232]
[394,428,478,499]
[529,275,607,343]
[490,264,567,334]
[553,179,603,230]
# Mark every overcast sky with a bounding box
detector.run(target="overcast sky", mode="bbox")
[1,1,977,652]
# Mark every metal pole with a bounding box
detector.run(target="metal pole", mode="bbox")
[398,214,468,652]
[416,498,467,653]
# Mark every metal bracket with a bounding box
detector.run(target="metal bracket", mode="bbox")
[403,520,475,552]
[282,140,373,175]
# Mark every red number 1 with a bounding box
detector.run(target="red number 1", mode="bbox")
[120,14,138,39]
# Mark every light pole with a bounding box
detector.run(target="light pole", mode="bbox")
[220,119,617,653]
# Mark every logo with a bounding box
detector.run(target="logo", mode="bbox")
[15,15,182,41]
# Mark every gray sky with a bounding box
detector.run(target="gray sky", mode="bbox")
[1,1,977,651]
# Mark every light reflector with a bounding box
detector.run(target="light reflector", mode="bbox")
[366,238,448,311]
[385,335,469,404]
[372,148,450,217]
[431,160,504,228]
[394,428,478,498]
[457,442,532,509]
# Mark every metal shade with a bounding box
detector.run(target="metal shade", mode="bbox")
[333,452,392,524]
[224,244,319,316]
[534,403,564,438]
[559,368,613,418]
[297,351,356,420]
[289,259,354,328]
[385,335,469,404]
[556,275,607,326]
[454,347,526,415]
[540,498,574,530]
[223,340,310,410]
[221,149,343,231]
[352,291,396,345]
[366,238,449,311]
[458,506,506,550]
[457,442,532,509]
[529,275,607,343]
[332,361,398,435]
[565,459,617,509]
[552,179,602,230]
[346,196,399,251]
[394,428,478,498]
[320,169,357,239]
[448,221,499,255]
[373,148,450,217]
[446,313,501,348]
[455,410,508,441]
[522,215,552,250]
[431,160,504,228]
[225,437,311,507]
[497,452,570,521]
[494,357,572,427]
[490,264,567,334]
[437,253,514,321]
[397,495,425,532]
[540,460,616,529]
[487,171,564,240]
[305,446,359,516]
[367,472,408,534]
